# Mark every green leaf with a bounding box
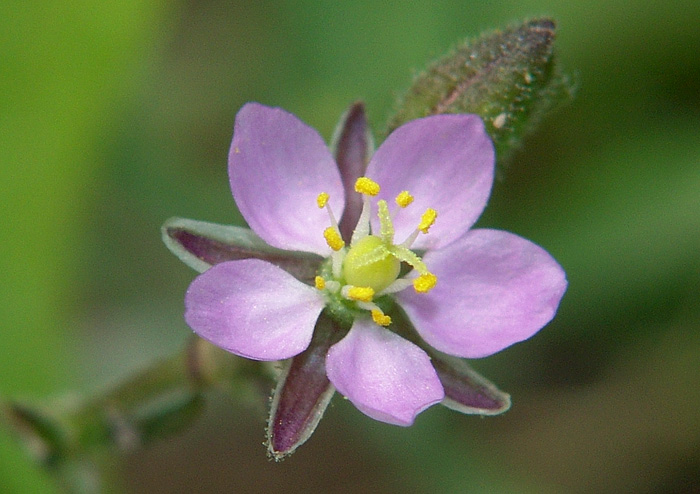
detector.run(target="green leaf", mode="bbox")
[386,18,573,166]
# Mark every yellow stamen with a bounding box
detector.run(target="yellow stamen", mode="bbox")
[418,208,438,234]
[346,286,375,302]
[323,227,345,251]
[395,191,414,208]
[413,272,438,293]
[314,276,326,290]
[354,177,380,196]
[371,309,392,327]
[316,192,330,208]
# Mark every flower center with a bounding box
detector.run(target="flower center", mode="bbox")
[315,177,437,327]
[343,235,400,292]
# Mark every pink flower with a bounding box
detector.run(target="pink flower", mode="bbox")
[171,102,566,456]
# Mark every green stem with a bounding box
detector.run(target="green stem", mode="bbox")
[2,338,273,489]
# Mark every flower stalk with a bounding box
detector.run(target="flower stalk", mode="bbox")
[2,338,273,488]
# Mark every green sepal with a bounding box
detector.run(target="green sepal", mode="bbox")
[386,18,573,167]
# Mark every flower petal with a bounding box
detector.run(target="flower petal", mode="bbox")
[398,229,567,358]
[185,259,325,361]
[366,114,494,250]
[325,319,444,426]
[229,103,344,255]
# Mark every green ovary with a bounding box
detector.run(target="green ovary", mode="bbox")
[342,235,400,292]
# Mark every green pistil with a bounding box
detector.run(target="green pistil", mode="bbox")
[377,199,394,243]
[343,236,400,293]
[387,244,428,275]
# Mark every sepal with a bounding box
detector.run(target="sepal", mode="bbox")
[162,217,322,283]
[266,312,344,461]
[429,351,511,415]
[330,102,374,240]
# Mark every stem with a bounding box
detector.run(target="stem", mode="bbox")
[2,337,274,490]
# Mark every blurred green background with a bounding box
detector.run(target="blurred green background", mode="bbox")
[2,1,699,492]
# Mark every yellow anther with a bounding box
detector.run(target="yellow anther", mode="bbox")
[371,309,392,327]
[314,276,326,290]
[346,286,375,302]
[413,272,438,293]
[317,192,330,208]
[323,227,345,251]
[395,191,414,208]
[354,177,380,196]
[418,208,438,234]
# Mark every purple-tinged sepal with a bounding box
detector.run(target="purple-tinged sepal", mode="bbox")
[162,217,322,284]
[267,312,343,461]
[330,102,374,240]
[429,350,511,415]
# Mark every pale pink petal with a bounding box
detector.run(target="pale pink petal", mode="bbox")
[398,229,567,358]
[325,319,444,426]
[185,259,325,361]
[229,103,344,256]
[366,114,494,250]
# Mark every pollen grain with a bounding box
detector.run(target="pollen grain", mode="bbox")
[323,227,345,251]
[413,272,438,293]
[316,192,330,208]
[418,208,438,234]
[354,177,380,196]
[395,191,414,208]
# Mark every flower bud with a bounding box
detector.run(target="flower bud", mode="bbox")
[386,18,573,166]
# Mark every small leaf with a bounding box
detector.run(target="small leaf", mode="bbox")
[267,312,344,461]
[162,217,322,283]
[386,18,573,166]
